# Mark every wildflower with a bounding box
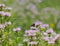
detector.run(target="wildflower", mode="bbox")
[2,12,11,17]
[5,21,11,26]
[50,23,55,28]
[44,24,49,28]
[0,24,5,29]
[46,28,54,34]
[40,24,46,29]
[13,27,21,32]
[40,24,49,29]
[5,7,12,11]
[43,37,49,41]
[34,21,42,26]
[25,29,39,37]
[53,34,60,42]
[28,33,36,36]
[0,4,5,8]
[0,11,4,16]
[29,30,39,33]
[48,40,55,44]
[43,32,48,36]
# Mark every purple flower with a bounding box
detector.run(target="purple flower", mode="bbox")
[34,21,42,26]
[2,12,11,17]
[0,24,5,29]
[13,27,21,32]
[43,37,49,41]
[46,28,54,34]
[0,4,5,7]
[53,34,60,41]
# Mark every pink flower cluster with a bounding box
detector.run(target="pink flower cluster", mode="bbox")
[23,21,60,45]
[34,21,49,28]
[43,28,60,44]
[0,4,12,17]
[23,27,39,45]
